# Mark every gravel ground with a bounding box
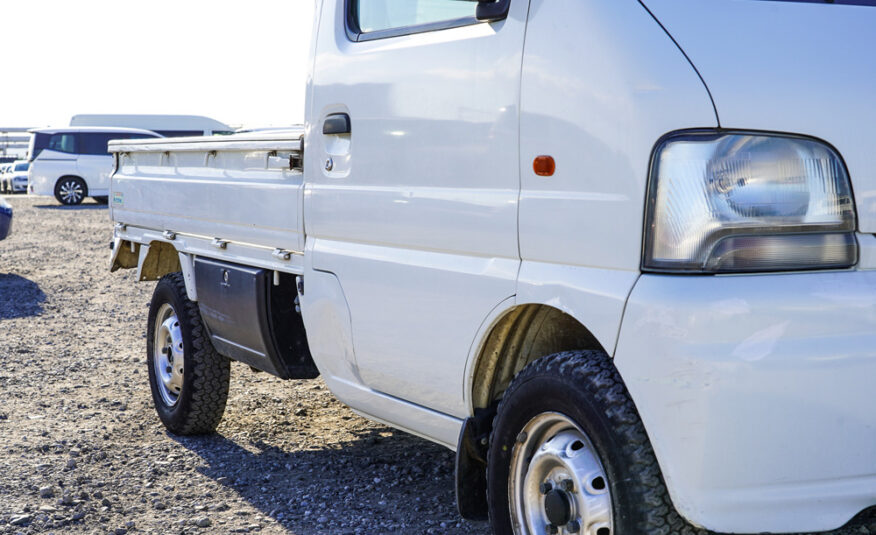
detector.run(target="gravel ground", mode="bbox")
[0,196,489,534]
[0,195,873,535]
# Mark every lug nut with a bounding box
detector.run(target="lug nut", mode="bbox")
[561,479,575,492]
[566,519,581,533]
[545,524,558,535]
[165,366,172,374]
[539,481,553,495]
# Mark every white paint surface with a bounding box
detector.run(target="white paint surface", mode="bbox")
[105,0,876,531]
[616,271,876,533]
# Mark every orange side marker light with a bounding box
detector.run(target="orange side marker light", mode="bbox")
[533,155,555,177]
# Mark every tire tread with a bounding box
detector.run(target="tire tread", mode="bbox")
[155,273,229,435]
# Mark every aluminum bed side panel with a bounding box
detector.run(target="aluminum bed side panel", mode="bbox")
[111,150,303,252]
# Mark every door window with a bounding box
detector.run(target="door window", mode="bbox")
[80,133,117,155]
[47,133,77,154]
[354,0,478,35]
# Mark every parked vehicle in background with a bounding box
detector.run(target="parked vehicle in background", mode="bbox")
[0,164,10,193]
[0,195,12,240]
[28,127,161,205]
[70,114,233,138]
[3,160,30,193]
[109,1,876,534]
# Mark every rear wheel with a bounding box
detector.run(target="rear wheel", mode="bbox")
[487,350,706,535]
[54,177,87,205]
[146,273,230,435]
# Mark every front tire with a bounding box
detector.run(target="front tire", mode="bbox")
[54,177,87,205]
[486,351,705,535]
[146,273,230,435]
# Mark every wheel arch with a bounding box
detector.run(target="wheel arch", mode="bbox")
[110,239,185,286]
[457,302,614,520]
[467,303,607,413]
[136,240,182,282]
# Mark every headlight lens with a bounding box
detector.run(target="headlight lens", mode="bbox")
[644,132,857,273]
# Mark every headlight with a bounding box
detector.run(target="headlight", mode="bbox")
[644,131,857,273]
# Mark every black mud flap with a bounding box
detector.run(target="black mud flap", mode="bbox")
[455,406,496,520]
[194,258,318,380]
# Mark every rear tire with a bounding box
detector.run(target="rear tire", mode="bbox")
[146,272,230,435]
[486,350,706,535]
[54,177,87,205]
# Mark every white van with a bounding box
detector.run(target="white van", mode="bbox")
[70,114,233,138]
[28,127,161,205]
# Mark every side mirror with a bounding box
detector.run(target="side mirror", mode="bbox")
[476,0,511,22]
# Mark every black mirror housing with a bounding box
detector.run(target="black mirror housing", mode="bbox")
[476,0,511,22]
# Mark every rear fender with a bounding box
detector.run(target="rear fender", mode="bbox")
[111,239,196,301]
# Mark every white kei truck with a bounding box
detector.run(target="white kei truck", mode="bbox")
[108,1,876,534]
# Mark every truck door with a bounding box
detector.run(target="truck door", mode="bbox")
[305,0,527,417]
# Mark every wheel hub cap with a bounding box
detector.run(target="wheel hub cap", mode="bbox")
[153,304,184,406]
[544,489,572,527]
[510,413,613,535]
[59,181,83,204]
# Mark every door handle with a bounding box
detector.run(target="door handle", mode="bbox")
[323,113,351,135]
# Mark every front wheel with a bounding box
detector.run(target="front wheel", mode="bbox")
[54,177,87,205]
[146,273,230,435]
[487,351,705,535]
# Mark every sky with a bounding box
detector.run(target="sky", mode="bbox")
[0,0,316,130]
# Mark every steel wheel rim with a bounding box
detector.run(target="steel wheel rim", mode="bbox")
[152,303,185,407]
[59,180,83,204]
[509,412,613,535]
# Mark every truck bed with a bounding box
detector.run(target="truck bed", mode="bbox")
[108,129,305,274]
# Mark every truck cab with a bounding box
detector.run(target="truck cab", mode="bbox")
[110,1,876,533]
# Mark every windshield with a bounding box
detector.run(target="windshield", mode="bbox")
[14,163,28,172]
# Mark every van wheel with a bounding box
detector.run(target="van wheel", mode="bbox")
[486,351,706,535]
[146,272,230,435]
[54,177,87,205]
